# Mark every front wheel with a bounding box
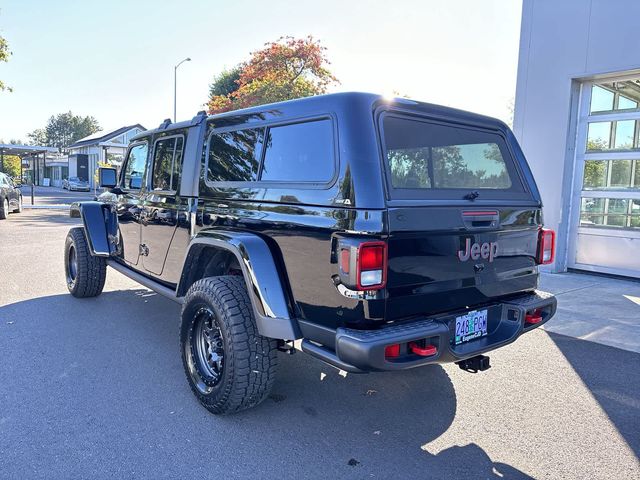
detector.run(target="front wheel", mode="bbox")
[13,195,22,213]
[180,276,278,414]
[64,227,107,298]
[0,198,8,219]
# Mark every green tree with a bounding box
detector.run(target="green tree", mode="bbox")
[0,139,23,178]
[208,36,338,114]
[27,112,101,149]
[0,22,11,92]
[209,66,242,98]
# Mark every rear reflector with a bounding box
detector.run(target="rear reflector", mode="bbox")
[385,344,400,358]
[537,228,555,265]
[340,248,350,274]
[356,241,387,290]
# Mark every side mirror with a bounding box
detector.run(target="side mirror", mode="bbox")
[99,167,118,188]
[129,176,142,189]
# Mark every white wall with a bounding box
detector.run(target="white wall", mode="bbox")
[513,0,640,272]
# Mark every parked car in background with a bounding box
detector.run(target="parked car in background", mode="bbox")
[0,172,23,219]
[63,177,90,191]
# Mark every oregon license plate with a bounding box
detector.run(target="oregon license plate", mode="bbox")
[454,309,488,345]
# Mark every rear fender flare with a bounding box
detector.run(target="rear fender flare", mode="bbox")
[178,230,301,340]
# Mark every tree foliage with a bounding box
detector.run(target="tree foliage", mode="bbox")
[209,66,242,98]
[0,22,11,92]
[0,139,23,178]
[27,112,101,150]
[207,36,338,114]
[389,144,510,189]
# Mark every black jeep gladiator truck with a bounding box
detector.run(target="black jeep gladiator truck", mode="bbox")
[64,92,557,414]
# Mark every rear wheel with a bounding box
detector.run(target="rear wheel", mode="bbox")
[0,198,8,219]
[64,227,107,298]
[180,276,278,414]
[13,195,22,213]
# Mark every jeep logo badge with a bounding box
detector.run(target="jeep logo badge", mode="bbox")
[458,239,498,263]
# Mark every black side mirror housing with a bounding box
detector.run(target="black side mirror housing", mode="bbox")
[99,167,118,188]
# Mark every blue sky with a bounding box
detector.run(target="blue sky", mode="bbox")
[0,0,522,142]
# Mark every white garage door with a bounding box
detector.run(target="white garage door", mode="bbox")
[568,75,640,278]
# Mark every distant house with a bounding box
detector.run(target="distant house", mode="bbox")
[68,124,145,187]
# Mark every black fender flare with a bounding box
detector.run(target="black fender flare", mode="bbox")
[178,230,301,341]
[70,201,118,257]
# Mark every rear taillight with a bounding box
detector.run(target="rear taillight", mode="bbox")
[356,242,387,290]
[537,228,555,265]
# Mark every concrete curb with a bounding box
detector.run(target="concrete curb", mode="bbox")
[24,205,71,210]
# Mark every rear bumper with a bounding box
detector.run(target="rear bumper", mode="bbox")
[301,290,557,372]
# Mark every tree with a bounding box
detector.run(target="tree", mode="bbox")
[207,36,338,114]
[0,139,23,178]
[209,66,242,98]
[27,112,101,150]
[0,22,11,92]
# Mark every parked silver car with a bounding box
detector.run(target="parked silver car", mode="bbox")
[63,177,90,191]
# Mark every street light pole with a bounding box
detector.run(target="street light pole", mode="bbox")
[174,57,191,122]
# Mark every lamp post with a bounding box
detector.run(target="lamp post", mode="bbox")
[174,57,191,122]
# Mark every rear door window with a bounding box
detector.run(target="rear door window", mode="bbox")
[151,136,184,191]
[381,114,526,200]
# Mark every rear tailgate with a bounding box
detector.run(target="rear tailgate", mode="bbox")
[386,206,541,320]
[378,110,543,320]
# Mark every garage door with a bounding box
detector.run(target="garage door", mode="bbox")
[568,75,640,278]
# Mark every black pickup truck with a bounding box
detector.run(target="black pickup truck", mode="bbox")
[65,92,557,414]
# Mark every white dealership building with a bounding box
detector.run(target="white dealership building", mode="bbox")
[514,0,640,278]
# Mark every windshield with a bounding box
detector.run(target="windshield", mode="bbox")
[381,114,526,200]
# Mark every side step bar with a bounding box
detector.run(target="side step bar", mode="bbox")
[106,260,183,304]
[301,339,364,374]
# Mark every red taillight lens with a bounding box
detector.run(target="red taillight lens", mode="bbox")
[537,228,555,265]
[356,241,387,290]
[359,244,384,270]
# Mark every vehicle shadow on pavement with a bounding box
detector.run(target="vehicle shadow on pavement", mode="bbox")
[0,290,532,479]
[548,332,640,457]
[3,210,79,227]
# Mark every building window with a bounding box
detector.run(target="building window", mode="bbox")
[590,80,640,114]
[580,197,640,229]
[583,159,640,189]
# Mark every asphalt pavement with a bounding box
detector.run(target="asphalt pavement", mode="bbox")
[0,209,638,479]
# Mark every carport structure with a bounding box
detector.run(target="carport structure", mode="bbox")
[0,144,59,185]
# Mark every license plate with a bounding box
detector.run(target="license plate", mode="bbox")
[454,309,488,345]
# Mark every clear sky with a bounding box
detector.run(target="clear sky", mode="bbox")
[0,0,522,142]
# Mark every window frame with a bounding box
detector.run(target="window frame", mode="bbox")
[377,110,530,201]
[204,114,339,189]
[149,134,185,194]
[119,140,149,193]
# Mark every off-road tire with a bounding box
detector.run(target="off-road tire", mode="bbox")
[180,276,278,415]
[13,195,22,213]
[0,198,8,219]
[64,227,107,298]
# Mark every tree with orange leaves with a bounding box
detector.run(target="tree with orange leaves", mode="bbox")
[207,36,338,114]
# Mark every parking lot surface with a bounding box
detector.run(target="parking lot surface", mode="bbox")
[0,209,638,479]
